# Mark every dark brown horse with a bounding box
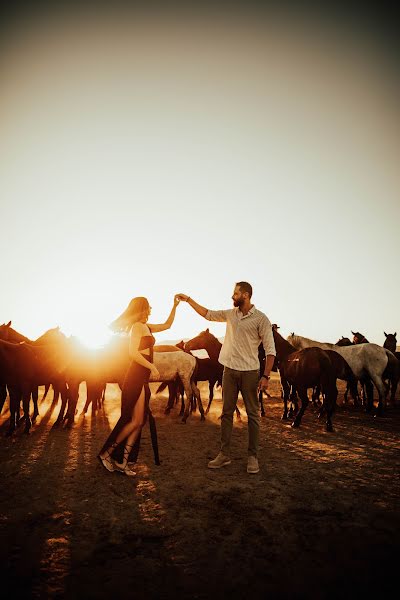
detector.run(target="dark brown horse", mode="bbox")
[351,331,369,344]
[0,322,42,421]
[273,329,337,431]
[383,332,400,403]
[0,327,70,435]
[383,332,399,358]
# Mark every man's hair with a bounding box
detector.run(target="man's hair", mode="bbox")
[236,281,253,298]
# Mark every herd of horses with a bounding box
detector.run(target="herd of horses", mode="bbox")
[0,320,399,437]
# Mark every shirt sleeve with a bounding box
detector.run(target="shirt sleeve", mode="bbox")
[259,315,276,356]
[205,309,230,322]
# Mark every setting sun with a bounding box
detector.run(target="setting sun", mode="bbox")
[69,326,114,350]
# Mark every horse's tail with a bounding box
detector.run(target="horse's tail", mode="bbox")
[320,351,338,409]
[156,382,168,394]
[383,349,399,382]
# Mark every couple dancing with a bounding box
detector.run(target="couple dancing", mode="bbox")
[98,282,276,476]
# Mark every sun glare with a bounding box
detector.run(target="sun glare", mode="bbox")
[73,326,114,350]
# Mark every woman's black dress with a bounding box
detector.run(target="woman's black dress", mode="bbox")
[99,334,160,465]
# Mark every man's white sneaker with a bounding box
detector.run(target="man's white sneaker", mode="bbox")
[208,452,231,469]
[247,456,260,474]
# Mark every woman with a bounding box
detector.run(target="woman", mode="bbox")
[98,295,180,476]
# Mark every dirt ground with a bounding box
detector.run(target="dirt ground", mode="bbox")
[1,377,399,600]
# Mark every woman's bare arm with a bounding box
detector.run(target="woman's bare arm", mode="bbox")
[148,297,180,333]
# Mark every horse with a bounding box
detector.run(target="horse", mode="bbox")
[351,331,369,344]
[57,337,204,426]
[383,332,400,359]
[184,328,267,417]
[273,329,337,431]
[172,337,223,415]
[0,321,44,421]
[0,327,70,434]
[287,334,398,415]
[155,341,186,415]
[383,332,400,400]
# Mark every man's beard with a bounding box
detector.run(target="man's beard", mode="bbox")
[233,299,243,308]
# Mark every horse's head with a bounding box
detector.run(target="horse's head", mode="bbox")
[351,331,368,344]
[272,324,280,332]
[0,321,12,340]
[383,332,397,353]
[336,336,352,346]
[185,328,215,352]
[0,321,30,343]
[35,326,66,345]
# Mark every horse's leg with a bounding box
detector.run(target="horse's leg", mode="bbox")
[192,380,205,421]
[182,377,204,423]
[181,378,193,423]
[312,385,321,407]
[81,385,92,416]
[258,390,266,417]
[288,384,299,417]
[0,383,7,414]
[346,377,359,406]
[174,379,185,415]
[6,386,19,436]
[370,375,387,417]
[363,378,374,413]
[343,382,349,404]
[42,382,51,402]
[190,381,197,414]
[321,380,337,432]
[389,366,399,406]
[22,384,32,434]
[205,379,214,414]
[65,381,80,428]
[90,383,103,416]
[164,382,176,415]
[51,384,59,405]
[53,383,68,427]
[31,386,39,421]
[292,386,309,428]
[281,377,291,421]
[205,396,213,414]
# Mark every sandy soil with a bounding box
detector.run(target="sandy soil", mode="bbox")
[1,377,399,599]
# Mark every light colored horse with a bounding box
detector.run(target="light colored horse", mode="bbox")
[287,334,397,415]
[151,351,204,422]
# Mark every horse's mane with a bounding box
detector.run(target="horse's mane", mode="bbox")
[201,329,219,341]
[0,325,30,343]
[287,334,335,348]
[286,333,318,345]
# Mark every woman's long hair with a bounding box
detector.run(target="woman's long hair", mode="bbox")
[110,297,150,333]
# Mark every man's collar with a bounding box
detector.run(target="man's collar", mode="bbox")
[237,304,256,318]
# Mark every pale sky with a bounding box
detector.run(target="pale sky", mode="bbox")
[1,5,399,348]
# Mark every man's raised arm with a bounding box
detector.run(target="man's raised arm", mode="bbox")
[175,294,208,318]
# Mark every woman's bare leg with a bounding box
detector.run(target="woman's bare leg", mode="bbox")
[100,386,146,466]
[114,387,146,470]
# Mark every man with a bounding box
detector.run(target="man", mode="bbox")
[176,282,276,474]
